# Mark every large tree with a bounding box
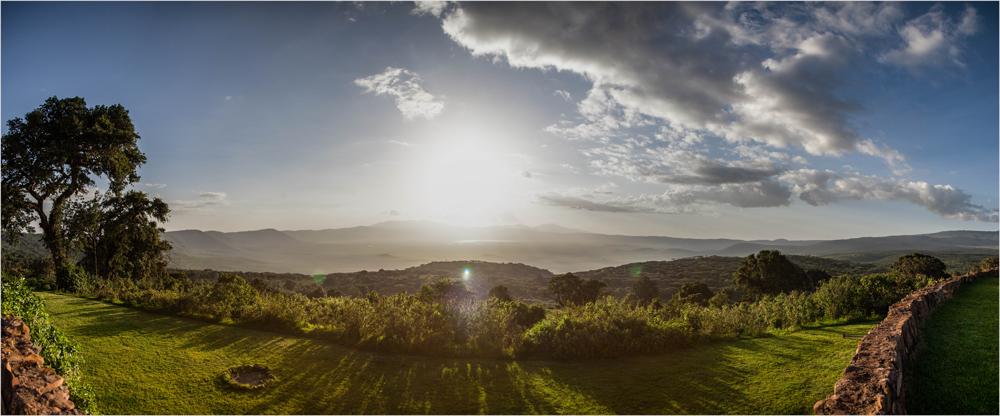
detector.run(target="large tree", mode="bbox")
[732,250,812,301]
[2,96,146,270]
[545,273,608,307]
[66,189,171,282]
[890,253,948,279]
[671,281,714,307]
[626,275,660,307]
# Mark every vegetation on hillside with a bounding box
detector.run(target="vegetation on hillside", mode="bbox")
[826,250,998,275]
[22,247,974,360]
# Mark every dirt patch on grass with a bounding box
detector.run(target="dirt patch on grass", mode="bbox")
[226,365,275,389]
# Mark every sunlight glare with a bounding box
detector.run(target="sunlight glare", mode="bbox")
[418,141,513,221]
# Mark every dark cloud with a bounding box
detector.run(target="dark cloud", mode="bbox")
[659,162,784,186]
[434,2,993,222]
[536,193,656,213]
[439,2,945,157]
[666,180,792,208]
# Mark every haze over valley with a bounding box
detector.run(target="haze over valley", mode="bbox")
[164,221,998,275]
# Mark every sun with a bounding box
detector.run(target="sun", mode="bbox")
[417,142,513,220]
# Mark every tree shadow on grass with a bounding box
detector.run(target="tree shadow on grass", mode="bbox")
[46,293,887,415]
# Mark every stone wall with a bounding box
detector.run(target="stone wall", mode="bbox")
[813,267,999,415]
[1,315,84,415]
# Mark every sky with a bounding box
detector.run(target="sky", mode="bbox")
[2,1,998,240]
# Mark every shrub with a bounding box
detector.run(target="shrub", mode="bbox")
[969,256,999,274]
[518,297,692,359]
[417,279,476,304]
[208,273,259,320]
[487,285,513,303]
[891,253,948,280]
[55,263,92,293]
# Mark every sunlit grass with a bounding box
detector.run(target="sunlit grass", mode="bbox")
[905,276,999,415]
[41,292,877,414]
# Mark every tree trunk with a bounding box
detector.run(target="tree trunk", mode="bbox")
[42,223,67,271]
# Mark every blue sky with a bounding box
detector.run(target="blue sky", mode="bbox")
[2,1,997,240]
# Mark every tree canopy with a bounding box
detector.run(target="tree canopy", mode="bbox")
[732,250,814,301]
[2,96,148,270]
[626,275,659,307]
[67,189,170,282]
[890,253,948,279]
[545,273,607,307]
[487,285,514,302]
[969,256,999,274]
[670,281,714,307]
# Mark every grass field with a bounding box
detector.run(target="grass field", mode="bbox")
[905,276,999,415]
[41,292,878,414]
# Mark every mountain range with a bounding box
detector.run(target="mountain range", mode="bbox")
[162,221,998,274]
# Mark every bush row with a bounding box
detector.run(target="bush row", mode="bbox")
[47,265,945,361]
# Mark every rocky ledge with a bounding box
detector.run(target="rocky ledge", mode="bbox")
[1,315,83,415]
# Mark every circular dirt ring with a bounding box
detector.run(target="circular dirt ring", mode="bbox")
[225,364,275,389]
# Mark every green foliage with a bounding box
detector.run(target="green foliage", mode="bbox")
[0,273,98,413]
[827,250,998,275]
[708,288,733,309]
[733,250,813,301]
[6,253,57,290]
[65,260,940,362]
[670,281,714,307]
[545,273,608,307]
[891,253,948,279]
[164,272,193,292]
[209,273,260,320]
[519,297,692,358]
[417,279,476,304]
[487,285,513,302]
[626,275,659,307]
[306,285,327,299]
[55,263,92,293]
[969,256,999,274]
[2,96,147,271]
[68,189,171,283]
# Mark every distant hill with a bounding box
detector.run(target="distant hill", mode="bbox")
[158,223,996,275]
[7,224,995,281]
[318,260,554,302]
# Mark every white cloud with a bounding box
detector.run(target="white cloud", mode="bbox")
[779,169,997,222]
[879,4,979,71]
[172,191,230,210]
[355,67,444,120]
[435,3,993,222]
[411,1,450,18]
[440,3,981,159]
[142,183,167,189]
[779,169,841,206]
[389,140,412,147]
[832,175,997,222]
[553,90,572,101]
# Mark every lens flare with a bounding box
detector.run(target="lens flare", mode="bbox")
[463,269,470,280]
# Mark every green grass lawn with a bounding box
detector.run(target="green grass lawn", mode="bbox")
[41,292,877,415]
[905,276,999,415]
